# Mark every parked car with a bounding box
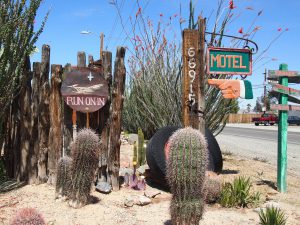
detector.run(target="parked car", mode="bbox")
[288,116,300,125]
[252,113,278,126]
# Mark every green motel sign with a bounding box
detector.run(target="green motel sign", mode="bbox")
[207,47,252,75]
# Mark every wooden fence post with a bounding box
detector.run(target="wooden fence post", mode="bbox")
[108,47,126,190]
[30,62,41,184]
[99,51,112,183]
[38,44,51,183]
[47,64,63,184]
[19,56,32,182]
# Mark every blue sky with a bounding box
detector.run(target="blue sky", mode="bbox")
[31,0,300,109]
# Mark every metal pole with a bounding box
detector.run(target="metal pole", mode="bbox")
[277,63,288,192]
[264,68,267,112]
[100,33,104,60]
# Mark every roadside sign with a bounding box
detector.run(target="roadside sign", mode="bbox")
[268,70,300,78]
[61,67,109,113]
[271,83,300,96]
[271,104,300,111]
[206,47,252,75]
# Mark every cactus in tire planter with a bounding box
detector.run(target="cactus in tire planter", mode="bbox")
[69,129,100,208]
[10,208,45,225]
[55,156,72,199]
[166,127,208,225]
[137,127,145,166]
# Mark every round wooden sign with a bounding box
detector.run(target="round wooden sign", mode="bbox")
[61,67,109,113]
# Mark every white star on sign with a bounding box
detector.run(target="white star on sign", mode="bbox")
[88,72,94,81]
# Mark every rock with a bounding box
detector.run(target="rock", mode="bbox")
[124,197,135,207]
[124,195,151,207]
[253,207,262,213]
[128,134,138,145]
[263,201,280,209]
[144,190,161,198]
[96,181,112,194]
[119,168,134,176]
[137,165,149,175]
[136,196,151,206]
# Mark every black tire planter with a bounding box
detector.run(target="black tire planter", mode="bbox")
[146,126,223,179]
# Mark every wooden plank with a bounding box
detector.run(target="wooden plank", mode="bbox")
[271,84,300,96]
[182,29,200,128]
[271,104,300,111]
[108,47,126,191]
[268,70,300,77]
[48,64,63,185]
[38,44,51,184]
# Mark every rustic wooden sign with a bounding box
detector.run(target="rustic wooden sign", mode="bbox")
[206,47,252,75]
[271,104,300,111]
[268,70,300,78]
[182,29,200,127]
[271,84,300,96]
[61,67,109,113]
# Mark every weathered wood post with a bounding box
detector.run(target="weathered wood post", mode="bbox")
[277,63,288,193]
[182,16,206,133]
[77,51,87,129]
[47,64,63,184]
[30,62,41,183]
[108,47,126,190]
[38,44,51,183]
[19,56,32,182]
[99,51,112,183]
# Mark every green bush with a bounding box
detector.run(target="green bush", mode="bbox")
[259,206,287,225]
[218,176,260,208]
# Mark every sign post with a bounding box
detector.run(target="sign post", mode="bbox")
[277,63,288,193]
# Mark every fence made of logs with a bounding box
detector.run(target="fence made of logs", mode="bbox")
[2,44,126,189]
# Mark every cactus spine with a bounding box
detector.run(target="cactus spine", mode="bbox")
[68,128,100,208]
[55,156,72,199]
[137,128,145,166]
[166,127,208,225]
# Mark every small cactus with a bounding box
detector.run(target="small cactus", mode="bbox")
[10,208,45,225]
[137,128,145,166]
[68,128,100,208]
[55,156,72,199]
[133,142,137,165]
[166,127,208,225]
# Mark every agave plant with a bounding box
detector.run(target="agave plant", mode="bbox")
[259,206,287,225]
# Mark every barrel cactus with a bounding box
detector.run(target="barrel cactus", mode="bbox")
[55,156,72,199]
[166,127,208,225]
[10,208,45,225]
[68,128,100,208]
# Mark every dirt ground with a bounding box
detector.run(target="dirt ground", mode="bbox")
[1,143,300,225]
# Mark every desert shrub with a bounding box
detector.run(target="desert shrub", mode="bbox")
[10,208,45,225]
[259,206,287,225]
[68,129,100,208]
[218,176,260,208]
[204,177,222,203]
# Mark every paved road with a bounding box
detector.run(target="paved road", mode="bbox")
[216,126,300,175]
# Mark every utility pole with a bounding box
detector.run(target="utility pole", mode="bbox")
[263,68,267,112]
[100,33,104,60]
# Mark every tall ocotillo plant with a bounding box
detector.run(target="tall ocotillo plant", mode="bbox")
[137,128,145,166]
[55,156,72,199]
[69,129,100,208]
[166,127,208,225]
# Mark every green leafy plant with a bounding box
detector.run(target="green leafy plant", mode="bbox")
[219,176,260,208]
[68,129,100,208]
[259,206,287,225]
[10,208,45,225]
[166,127,207,225]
